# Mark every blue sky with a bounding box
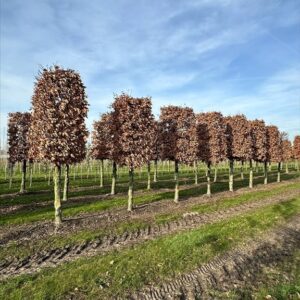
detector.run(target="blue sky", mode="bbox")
[1,0,300,147]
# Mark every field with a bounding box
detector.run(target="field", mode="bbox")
[0,160,300,300]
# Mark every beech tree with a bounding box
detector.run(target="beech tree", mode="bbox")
[146,120,162,188]
[225,115,253,191]
[196,112,227,195]
[111,93,155,211]
[7,112,31,192]
[266,125,283,182]
[29,66,88,226]
[151,121,162,183]
[91,114,111,188]
[281,132,293,173]
[160,106,197,202]
[293,135,300,171]
[249,119,268,186]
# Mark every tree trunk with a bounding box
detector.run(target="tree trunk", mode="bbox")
[277,162,281,183]
[111,161,117,195]
[29,161,33,188]
[4,161,8,180]
[207,162,211,196]
[20,159,26,193]
[264,161,268,184]
[285,162,289,174]
[174,160,179,203]
[229,159,234,192]
[63,164,69,201]
[255,161,259,173]
[73,164,76,180]
[100,159,104,187]
[249,159,253,188]
[147,162,151,190]
[213,165,218,182]
[9,163,13,189]
[240,161,244,180]
[128,168,134,211]
[193,161,198,185]
[48,165,52,185]
[53,165,62,226]
[153,160,158,182]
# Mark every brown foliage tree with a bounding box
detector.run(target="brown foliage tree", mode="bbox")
[91,113,111,188]
[225,114,252,191]
[159,106,197,202]
[196,112,227,195]
[293,135,300,160]
[151,120,162,183]
[266,125,283,182]
[249,119,268,186]
[111,93,155,211]
[293,135,300,171]
[281,132,293,173]
[29,66,88,225]
[7,112,31,192]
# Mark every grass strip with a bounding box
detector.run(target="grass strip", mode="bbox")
[1,175,299,227]
[1,197,299,299]
[2,181,297,261]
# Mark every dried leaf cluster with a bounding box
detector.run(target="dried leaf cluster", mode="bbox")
[225,114,253,161]
[7,112,31,164]
[266,125,283,163]
[91,113,111,160]
[151,120,163,161]
[196,112,227,164]
[249,119,268,162]
[159,106,197,164]
[111,93,155,169]
[281,132,293,161]
[29,66,88,165]
[293,135,300,160]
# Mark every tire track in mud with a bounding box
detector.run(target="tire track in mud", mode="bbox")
[1,179,299,245]
[1,190,299,279]
[130,216,300,300]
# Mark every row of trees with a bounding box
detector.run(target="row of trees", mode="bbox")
[7,66,300,226]
[91,106,299,204]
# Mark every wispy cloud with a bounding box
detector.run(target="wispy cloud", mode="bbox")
[1,0,300,145]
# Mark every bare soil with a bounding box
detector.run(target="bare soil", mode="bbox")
[1,179,298,244]
[0,184,298,279]
[130,215,300,300]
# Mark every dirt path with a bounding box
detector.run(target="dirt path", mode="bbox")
[0,179,299,245]
[0,176,200,215]
[1,171,293,215]
[0,188,298,279]
[130,215,300,300]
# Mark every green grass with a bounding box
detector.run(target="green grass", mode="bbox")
[217,249,300,300]
[190,181,300,214]
[1,197,299,300]
[2,181,298,261]
[1,172,299,227]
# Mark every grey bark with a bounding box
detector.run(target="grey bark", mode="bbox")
[53,165,62,226]
[229,159,234,192]
[20,159,26,193]
[111,161,117,195]
[264,161,268,184]
[128,168,134,211]
[174,160,179,203]
[63,164,69,201]
[207,162,211,196]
